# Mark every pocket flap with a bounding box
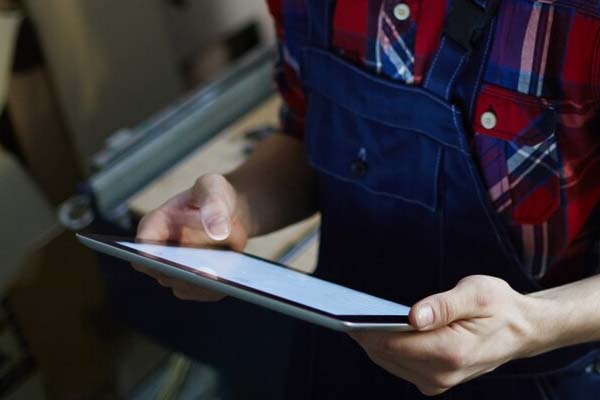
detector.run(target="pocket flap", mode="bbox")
[473,85,557,146]
[472,84,561,225]
[306,91,442,212]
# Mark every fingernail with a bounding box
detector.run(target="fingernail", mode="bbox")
[206,216,230,240]
[416,305,434,329]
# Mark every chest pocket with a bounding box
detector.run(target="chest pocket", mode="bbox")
[472,84,561,225]
[301,47,447,213]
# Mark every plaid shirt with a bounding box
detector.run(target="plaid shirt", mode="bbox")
[266,0,600,286]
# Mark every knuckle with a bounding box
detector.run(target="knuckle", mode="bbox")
[156,279,171,287]
[417,384,446,397]
[475,290,493,309]
[441,347,468,370]
[429,374,458,392]
[364,335,394,360]
[136,209,168,239]
[457,275,488,294]
[195,174,227,190]
[438,296,456,324]
[427,371,462,391]
[157,277,179,288]
[136,212,155,235]
[460,275,508,292]
[172,289,193,301]
[378,336,398,356]
[172,288,223,302]
[458,275,510,309]
[204,291,226,301]
[437,342,474,373]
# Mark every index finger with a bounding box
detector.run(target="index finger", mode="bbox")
[136,209,172,241]
[132,210,173,276]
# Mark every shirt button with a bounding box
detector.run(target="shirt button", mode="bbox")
[351,159,368,178]
[393,3,411,21]
[480,111,497,130]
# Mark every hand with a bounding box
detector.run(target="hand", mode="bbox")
[134,174,250,301]
[350,275,538,396]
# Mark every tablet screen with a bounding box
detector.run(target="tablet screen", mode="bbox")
[118,241,410,318]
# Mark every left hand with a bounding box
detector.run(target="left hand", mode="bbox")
[350,275,539,396]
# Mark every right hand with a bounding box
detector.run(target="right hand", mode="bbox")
[134,174,250,301]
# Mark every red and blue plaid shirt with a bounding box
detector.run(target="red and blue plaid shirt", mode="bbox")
[266,0,600,286]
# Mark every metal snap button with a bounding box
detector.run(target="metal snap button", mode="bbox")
[393,3,411,21]
[480,111,497,130]
[351,159,368,178]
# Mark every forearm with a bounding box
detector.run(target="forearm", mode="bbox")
[525,274,600,356]
[225,133,317,237]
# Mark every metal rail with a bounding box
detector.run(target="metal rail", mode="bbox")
[60,47,276,229]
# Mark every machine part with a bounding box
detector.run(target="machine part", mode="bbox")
[63,46,275,224]
[58,194,94,231]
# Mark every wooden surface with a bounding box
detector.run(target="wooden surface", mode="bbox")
[128,96,319,272]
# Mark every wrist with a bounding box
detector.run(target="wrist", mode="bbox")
[515,290,575,359]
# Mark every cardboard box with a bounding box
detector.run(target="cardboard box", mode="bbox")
[0,8,21,111]
[7,231,168,400]
[0,147,58,294]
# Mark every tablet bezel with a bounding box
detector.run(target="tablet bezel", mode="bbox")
[78,233,410,327]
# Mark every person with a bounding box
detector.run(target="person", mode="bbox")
[135,0,600,398]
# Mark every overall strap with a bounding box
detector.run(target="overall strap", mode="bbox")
[424,0,499,100]
[306,0,336,48]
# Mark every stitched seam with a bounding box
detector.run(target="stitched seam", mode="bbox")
[433,145,443,210]
[425,36,447,89]
[452,106,469,153]
[446,54,467,100]
[437,148,446,292]
[464,146,531,285]
[303,47,456,109]
[469,19,496,119]
[308,159,437,212]
[484,85,550,106]
[452,107,534,280]
[308,91,464,151]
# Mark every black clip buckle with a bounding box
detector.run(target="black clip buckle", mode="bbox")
[443,0,500,52]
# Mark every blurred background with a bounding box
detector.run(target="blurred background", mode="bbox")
[0,1,320,399]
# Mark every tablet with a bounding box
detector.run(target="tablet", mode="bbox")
[77,233,411,332]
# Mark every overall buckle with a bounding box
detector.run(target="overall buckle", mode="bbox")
[443,0,500,52]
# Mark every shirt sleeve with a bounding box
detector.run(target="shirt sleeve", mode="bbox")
[266,0,308,140]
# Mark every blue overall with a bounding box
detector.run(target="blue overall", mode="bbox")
[285,1,600,398]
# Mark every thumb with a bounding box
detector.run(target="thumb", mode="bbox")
[409,278,484,331]
[200,198,232,241]
[192,175,236,241]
